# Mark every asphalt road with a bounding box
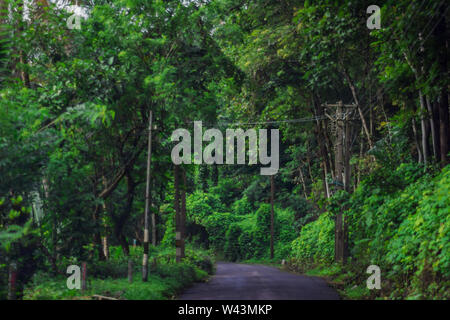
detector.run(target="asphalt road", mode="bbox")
[178,262,340,300]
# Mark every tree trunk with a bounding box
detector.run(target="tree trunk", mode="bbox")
[119,234,129,256]
[114,170,135,256]
[412,118,423,163]
[102,235,109,260]
[16,1,30,88]
[427,98,440,161]
[142,110,152,282]
[298,166,308,198]
[92,205,106,261]
[419,91,430,166]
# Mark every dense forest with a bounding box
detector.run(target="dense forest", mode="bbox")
[0,0,449,300]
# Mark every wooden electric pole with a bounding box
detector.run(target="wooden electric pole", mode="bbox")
[322,101,355,264]
[7,262,17,300]
[270,175,275,259]
[174,165,183,263]
[180,169,187,259]
[151,201,157,247]
[335,101,345,264]
[142,110,153,282]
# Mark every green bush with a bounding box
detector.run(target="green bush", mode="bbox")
[290,164,450,299]
[232,195,253,215]
[238,229,256,260]
[23,244,213,300]
[224,224,242,261]
[186,191,224,224]
[203,212,237,252]
[274,207,297,259]
[291,211,334,265]
[386,166,450,298]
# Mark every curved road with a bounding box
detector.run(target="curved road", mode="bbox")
[179,262,340,300]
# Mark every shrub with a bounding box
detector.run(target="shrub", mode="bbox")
[291,211,334,265]
[186,191,224,224]
[290,164,450,299]
[224,224,242,261]
[203,212,237,252]
[232,195,253,216]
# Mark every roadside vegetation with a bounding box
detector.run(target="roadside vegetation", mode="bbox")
[179,163,449,300]
[21,246,213,300]
[1,0,448,300]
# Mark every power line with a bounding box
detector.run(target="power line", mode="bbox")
[186,115,328,127]
[185,3,441,130]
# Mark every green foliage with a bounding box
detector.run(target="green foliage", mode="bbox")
[253,204,272,257]
[23,245,212,300]
[291,212,335,265]
[274,207,297,259]
[186,190,224,224]
[1,0,449,301]
[203,212,236,252]
[210,178,243,207]
[0,195,40,299]
[386,166,450,298]
[290,164,450,299]
[232,195,253,216]
[224,224,242,262]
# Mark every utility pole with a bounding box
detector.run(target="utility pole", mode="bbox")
[180,169,187,259]
[142,110,152,282]
[7,262,17,300]
[322,101,354,264]
[174,165,184,263]
[343,106,352,262]
[151,201,157,247]
[335,101,344,264]
[270,175,275,259]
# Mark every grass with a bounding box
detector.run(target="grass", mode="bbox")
[292,263,373,299]
[24,263,209,300]
[23,245,213,300]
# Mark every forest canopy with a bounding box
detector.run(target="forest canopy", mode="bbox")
[0,0,448,300]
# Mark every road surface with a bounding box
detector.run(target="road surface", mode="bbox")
[179,262,340,300]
